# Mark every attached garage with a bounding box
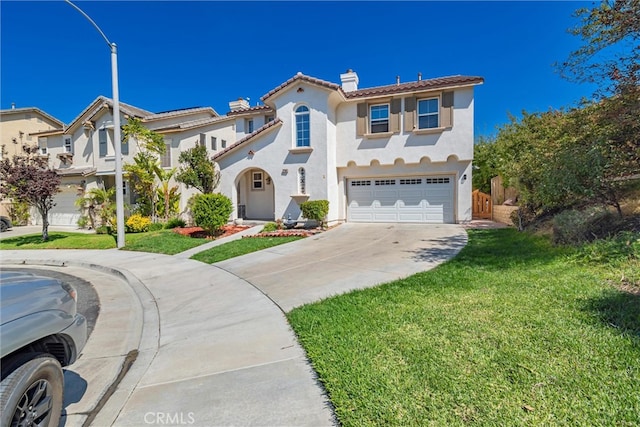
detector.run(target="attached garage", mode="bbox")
[347,175,455,223]
[49,184,81,226]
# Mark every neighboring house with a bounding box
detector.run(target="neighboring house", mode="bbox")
[28,68,483,227]
[214,70,484,224]
[34,96,225,226]
[0,106,65,217]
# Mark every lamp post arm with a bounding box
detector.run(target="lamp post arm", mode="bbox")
[64,0,112,48]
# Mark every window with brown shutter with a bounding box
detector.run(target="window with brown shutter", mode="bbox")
[404,97,416,132]
[356,103,367,136]
[390,98,401,133]
[441,91,454,128]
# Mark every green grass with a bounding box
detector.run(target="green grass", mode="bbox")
[0,229,209,254]
[0,232,117,249]
[287,229,640,426]
[190,236,303,264]
[122,229,210,255]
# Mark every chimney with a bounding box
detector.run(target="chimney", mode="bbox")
[11,102,16,109]
[418,72,422,81]
[396,75,400,85]
[340,69,359,92]
[228,97,250,111]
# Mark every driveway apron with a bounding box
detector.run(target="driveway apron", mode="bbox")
[217,223,468,312]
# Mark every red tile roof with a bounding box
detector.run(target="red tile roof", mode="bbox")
[226,105,273,117]
[261,72,342,102]
[344,75,484,99]
[213,118,283,161]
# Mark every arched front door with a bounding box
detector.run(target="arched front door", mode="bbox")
[236,168,275,220]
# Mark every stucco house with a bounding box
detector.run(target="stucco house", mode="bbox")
[0,106,65,217]
[32,97,225,225]
[214,70,484,225]
[30,69,483,227]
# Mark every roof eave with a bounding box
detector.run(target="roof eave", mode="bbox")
[213,119,283,161]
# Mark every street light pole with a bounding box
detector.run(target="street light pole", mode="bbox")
[65,0,125,248]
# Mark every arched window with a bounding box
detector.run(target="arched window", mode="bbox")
[295,105,310,147]
[298,167,306,194]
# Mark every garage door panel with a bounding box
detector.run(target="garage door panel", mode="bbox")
[347,176,454,224]
[49,187,81,226]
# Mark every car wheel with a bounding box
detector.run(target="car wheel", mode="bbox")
[0,354,64,427]
[0,220,7,232]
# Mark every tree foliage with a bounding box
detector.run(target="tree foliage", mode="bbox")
[122,117,166,155]
[559,0,639,96]
[472,137,500,193]
[0,146,60,241]
[122,118,175,220]
[175,144,220,194]
[494,104,632,216]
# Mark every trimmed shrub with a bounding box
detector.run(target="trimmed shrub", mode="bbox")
[300,200,329,228]
[95,225,111,235]
[148,222,164,232]
[126,214,152,233]
[77,215,89,229]
[165,217,187,229]
[262,222,278,233]
[192,193,233,235]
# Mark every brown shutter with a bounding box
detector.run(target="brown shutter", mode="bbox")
[390,98,401,133]
[441,92,454,128]
[404,97,416,132]
[356,103,367,136]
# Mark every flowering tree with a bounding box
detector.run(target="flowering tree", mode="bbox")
[0,146,60,241]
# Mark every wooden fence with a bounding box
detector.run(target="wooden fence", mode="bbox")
[472,190,492,220]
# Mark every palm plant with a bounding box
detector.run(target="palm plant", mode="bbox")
[75,187,116,229]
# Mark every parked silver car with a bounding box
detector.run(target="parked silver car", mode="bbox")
[1,270,87,427]
[0,216,12,232]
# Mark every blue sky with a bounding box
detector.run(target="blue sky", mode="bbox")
[1,1,597,139]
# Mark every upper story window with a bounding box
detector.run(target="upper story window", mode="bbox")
[199,133,206,147]
[370,104,389,133]
[211,136,217,150]
[246,119,254,133]
[161,141,172,168]
[265,115,275,123]
[38,137,48,155]
[98,129,107,157]
[295,105,310,147]
[418,98,439,129]
[64,136,73,153]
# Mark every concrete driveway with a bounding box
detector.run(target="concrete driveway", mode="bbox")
[218,223,468,312]
[1,223,467,426]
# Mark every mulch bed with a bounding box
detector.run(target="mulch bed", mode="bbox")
[173,224,251,239]
[173,223,326,239]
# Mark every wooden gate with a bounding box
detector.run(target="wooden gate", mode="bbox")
[472,190,492,220]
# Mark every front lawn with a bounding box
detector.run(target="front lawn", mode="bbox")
[0,229,209,254]
[288,229,640,426]
[0,232,116,250]
[190,236,303,264]
[123,229,209,255]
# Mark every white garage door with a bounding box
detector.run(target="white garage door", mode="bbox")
[49,186,81,226]
[347,176,454,223]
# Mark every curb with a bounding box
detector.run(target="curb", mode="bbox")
[1,257,160,426]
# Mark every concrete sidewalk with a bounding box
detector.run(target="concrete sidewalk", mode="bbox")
[0,223,467,426]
